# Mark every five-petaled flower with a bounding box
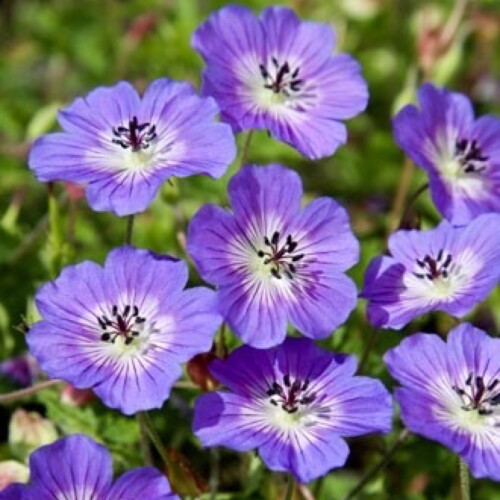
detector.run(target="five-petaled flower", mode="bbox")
[193,6,368,159]
[26,246,221,415]
[193,338,392,484]
[29,79,236,216]
[385,323,500,481]
[187,164,360,348]
[0,434,179,499]
[361,213,500,329]
[393,83,500,225]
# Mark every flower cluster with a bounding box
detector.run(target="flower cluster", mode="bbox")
[361,80,500,480]
[3,2,499,497]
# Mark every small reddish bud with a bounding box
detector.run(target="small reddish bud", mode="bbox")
[186,347,219,392]
[64,182,85,201]
[127,12,158,43]
[60,384,95,407]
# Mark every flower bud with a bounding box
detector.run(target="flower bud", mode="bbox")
[186,348,219,392]
[9,409,58,460]
[0,461,29,490]
[60,385,95,407]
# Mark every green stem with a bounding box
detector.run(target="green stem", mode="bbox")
[8,213,49,265]
[284,474,295,500]
[137,412,170,471]
[125,214,135,245]
[136,414,153,467]
[48,182,65,277]
[344,429,409,500]
[398,182,429,229]
[459,458,471,500]
[358,328,379,374]
[387,157,414,237]
[312,476,324,498]
[209,447,220,500]
[239,130,254,168]
[216,322,227,358]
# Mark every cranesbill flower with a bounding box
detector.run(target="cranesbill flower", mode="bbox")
[193,338,392,484]
[26,246,221,415]
[361,213,500,329]
[393,83,500,225]
[192,6,368,159]
[29,79,236,216]
[0,434,179,499]
[187,164,359,348]
[385,323,500,480]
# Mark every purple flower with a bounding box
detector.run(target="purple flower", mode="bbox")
[26,246,221,415]
[193,338,392,484]
[361,213,500,329]
[393,83,500,225]
[0,355,37,387]
[29,79,236,216]
[0,434,179,499]
[187,164,359,348]
[385,323,500,480]
[192,6,368,159]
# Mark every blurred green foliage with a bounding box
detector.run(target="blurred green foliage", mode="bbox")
[1,0,500,498]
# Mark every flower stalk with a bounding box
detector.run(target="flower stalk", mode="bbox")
[239,130,254,168]
[284,474,295,500]
[459,458,471,500]
[125,214,135,245]
[345,428,410,500]
[0,379,63,405]
[47,182,66,277]
[137,411,171,472]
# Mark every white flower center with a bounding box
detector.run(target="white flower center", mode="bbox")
[435,131,489,181]
[449,372,500,434]
[406,249,473,302]
[263,375,329,431]
[95,303,159,360]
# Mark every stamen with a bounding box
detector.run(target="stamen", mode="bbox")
[453,372,500,416]
[413,250,453,281]
[98,304,146,346]
[257,232,305,280]
[266,375,324,416]
[259,58,303,95]
[454,138,489,175]
[111,116,157,152]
